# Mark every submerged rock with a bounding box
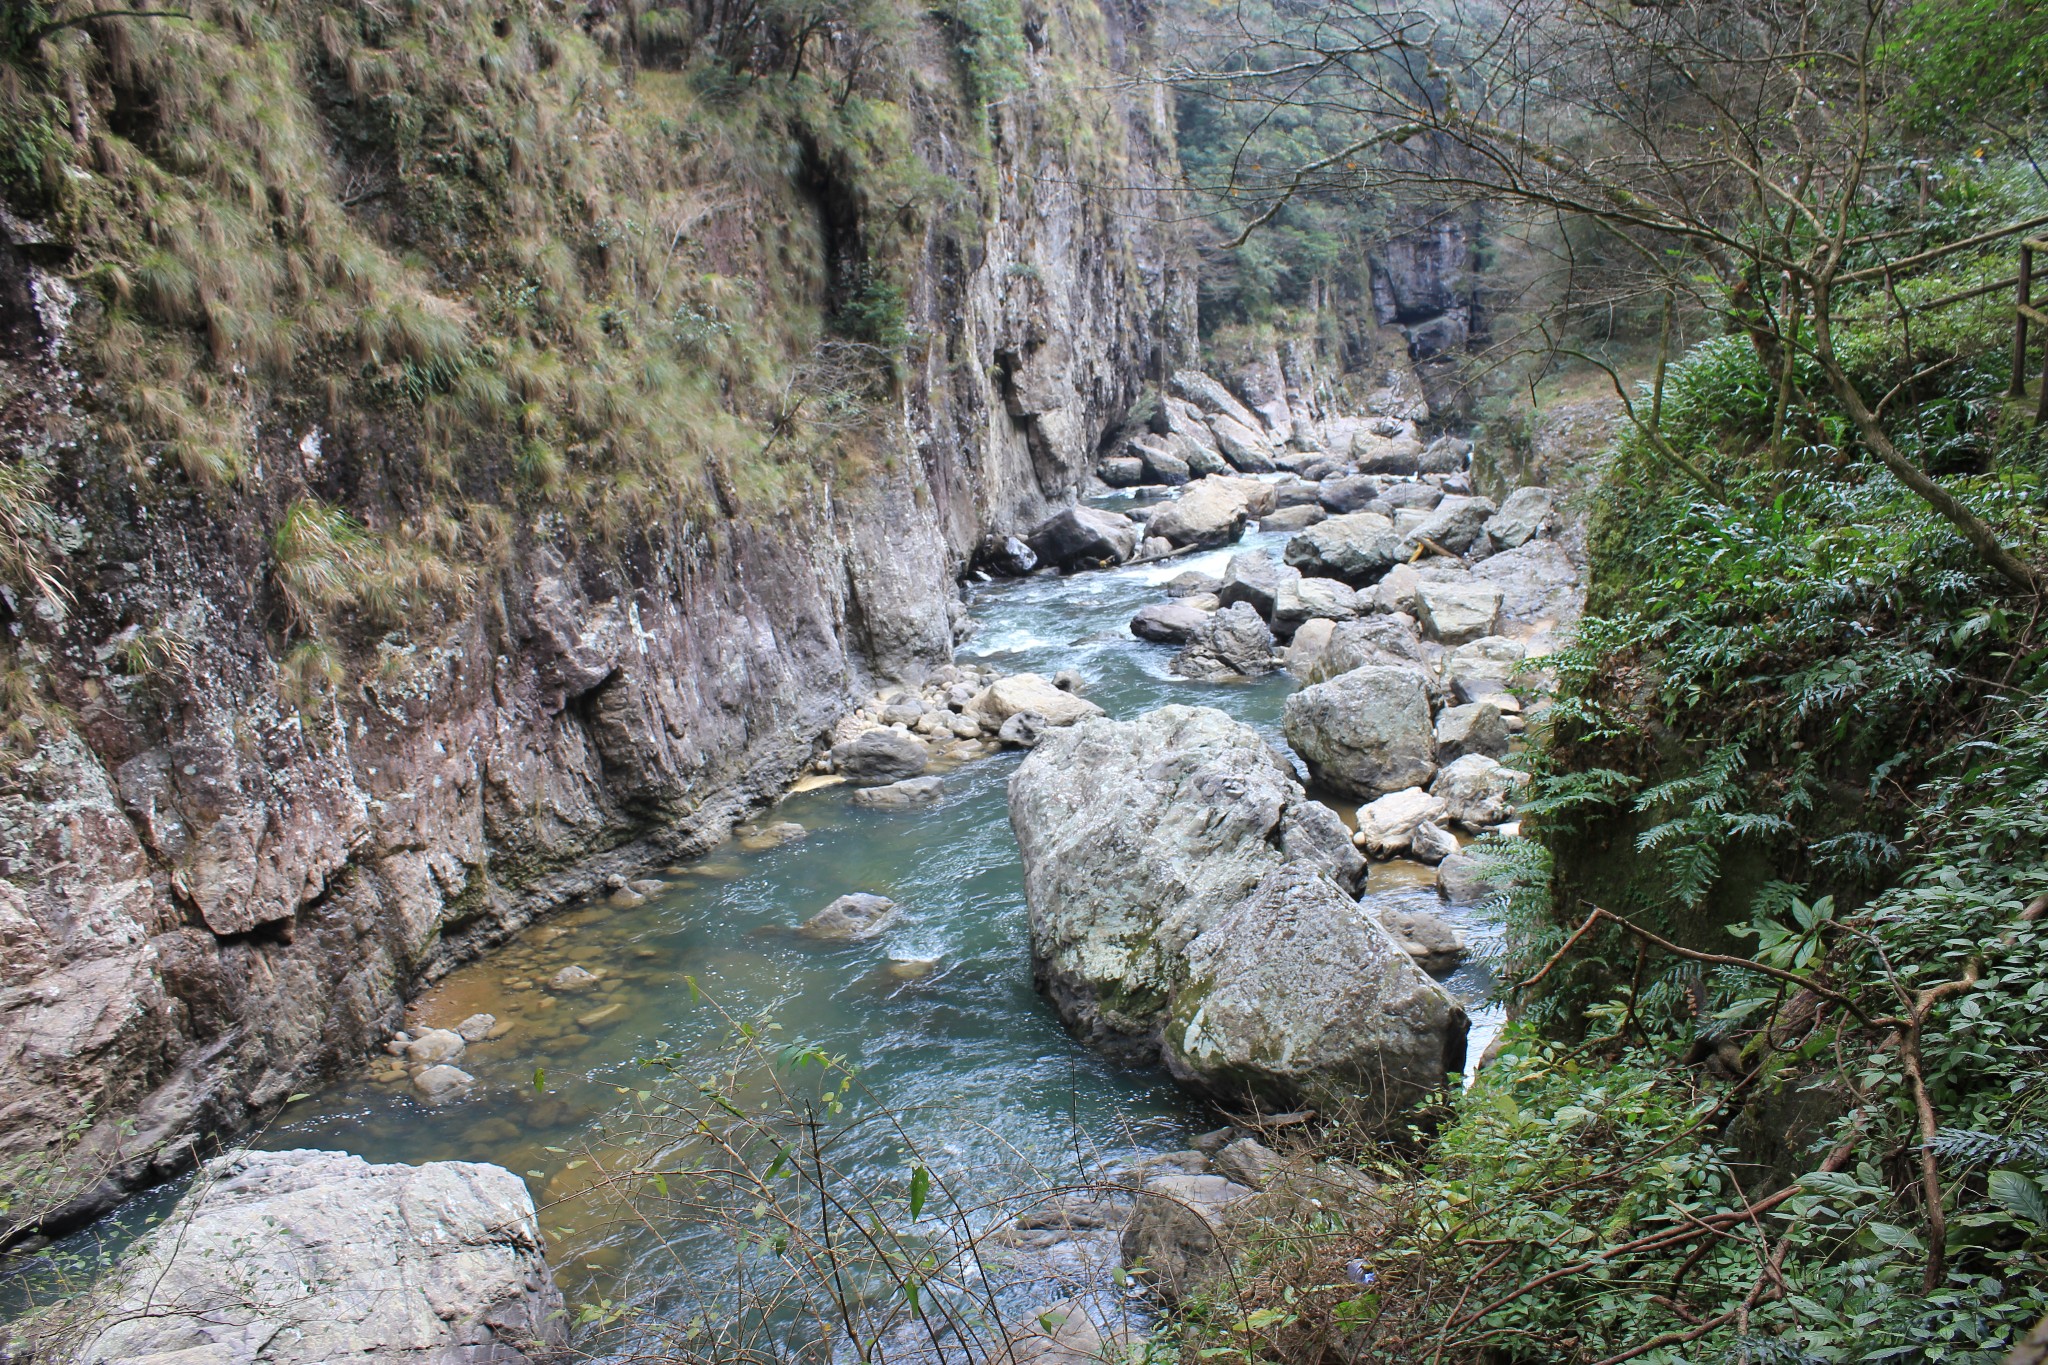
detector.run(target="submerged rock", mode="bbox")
[74,1149,563,1365]
[1377,904,1466,973]
[412,1064,476,1104]
[799,893,901,941]
[1282,665,1437,799]
[831,728,931,783]
[850,775,946,808]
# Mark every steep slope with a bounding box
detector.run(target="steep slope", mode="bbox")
[0,0,1189,1232]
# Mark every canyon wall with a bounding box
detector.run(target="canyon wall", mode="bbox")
[0,0,1189,1230]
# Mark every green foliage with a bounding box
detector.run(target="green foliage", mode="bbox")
[935,0,1027,107]
[1885,0,2048,136]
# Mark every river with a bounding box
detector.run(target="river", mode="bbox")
[3,496,1505,1346]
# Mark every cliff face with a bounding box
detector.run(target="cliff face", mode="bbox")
[0,0,1188,1229]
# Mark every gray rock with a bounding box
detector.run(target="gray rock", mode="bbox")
[453,1013,497,1043]
[1163,863,1468,1114]
[979,533,1041,576]
[1431,754,1529,829]
[1258,503,1327,531]
[1270,576,1360,640]
[1008,705,1367,1062]
[1283,511,1405,584]
[1416,435,1471,474]
[1282,666,1437,799]
[1414,580,1503,645]
[1170,602,1276,680]
[412,1064,475,1104]
[1135,535,1175,562]
[1178,436,1232,477]
[1098,456,1145,489]
[1131,600,1210,644]
[550,965,599,992]
[403,1028,466,1067]
[1307,614,1433,686]
[1409,819,1460,865]
[1485,485,1559,549]
[1218,550,1298,620]
[74,1149,563,1365]
[1435,701,1510,762]
[999,712,1053,748]
[1299,457,1349,482]
[1027,506,1141,569]
[1164,570,1222,598]
[1468,540,1583,635]
[1208,413,1278,473]
[831,728,931,784]
[970,673,1106,728]
[1437,848,1501,905]
[1444,635,1526,703]
[1354,787,1450,858]
[1000,1296,1130,1365]
[1353,430,1427,475]
[1284,618,1336,681]
[1169,369,1264,431]
[1211,1137,1283,1191]
[1371,562,1422,615]
[1053,669,1088,693]
[850,775,946,808]
[1317,474,1382,513]
[1129,435,1192,486]
[1377,904,1465,973]
[1273,478,1326,507]
[1120,1174,1256,1302]
[1147,481,1253,548]
[1378,480,1443,511]
[799,893,901,941]
[1401,495,1498,556]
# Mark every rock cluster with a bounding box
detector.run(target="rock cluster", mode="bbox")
[818,663,1104,775]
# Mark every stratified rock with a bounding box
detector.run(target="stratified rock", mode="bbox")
[1485,485,1559,548]
[799,893,900,941]
[1008,705,1366,1061]
[831,728,931,783]
[1169,369,1264,430]
[1409,819,1460,865]
[970,673,1107,729]
[1282,666,1437,799]
[1354,787,1450,858]
[1147,481,1252,548]
[1131,601,1210,644]
[1178,436,1232,477]
[1027,506,1141,569]
[1414,580,1503,645]
[1170,603,1276,680]
[1431,754,1529,829]
[1435,701,1510,762]
[1097,456,1145,489]
[1377,904,1466,973]
[1283,512,1404,584]
[74,1149,562,1365]
[1162,863,1467,1113]
[850,775,946,808]
[1120,1174,1256,1302]
[1218,550,1298,620]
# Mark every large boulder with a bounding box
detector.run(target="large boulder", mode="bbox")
[1260,504,1327,532]
[1485,485,1559,548]
[1269,577,1359,640]
[832,728,931,783]
[1468,539,1583,636]
[1435,700,1511,761]
[1218,550,1299,619]
[1008,705,1366,1063]
[1431,754,1529,829]
[1438,846,1502,904]
[1027,506,1141,569]
[1353,427,1427,475]
[1317,474,1381,514]
[1307,615,1434,686]
[1147,481,1252,549]
[1209,414,1278,473]
[979,533,1040,576]
[1401,495,1498,557]
[1161,863,1467,1113]
[1128,435,1192,486]
[1283,512,1405,584]
[1355,787,1451,858]
[1097,456,1145,489]
[1169,369,1264,431]
[1130,600,1211,644]
[1170,602,1276,681]
[1379,481,1443,512]
[1444,634,1526,703]
[1282,666,1437,799]
[1211,475,1278,517]
[969,673,1107,729]
[1414,580,1503,645]
[75,1150,563,1365]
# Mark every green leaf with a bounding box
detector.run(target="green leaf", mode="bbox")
[533,1067,547,1093]
[1989,1170,2048,1228]
[651,1172,670,1197]
[908,1164,930,1219]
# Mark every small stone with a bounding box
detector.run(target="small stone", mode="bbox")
[608,886,647,909]
[484,1020,515,1041]
[1212,1137,1283,1191]
[799,893,901,942]
[453,1014,497,1043]
[550,965,601,992]
[1409,819,1460,865]
[413,1064,475,1104]
[576,1002,628,1030]
[404,1028,466,1066]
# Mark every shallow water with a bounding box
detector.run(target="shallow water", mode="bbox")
[5,503,1504,1335]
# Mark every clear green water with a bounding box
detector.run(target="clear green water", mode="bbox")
[4,508,1503,1331]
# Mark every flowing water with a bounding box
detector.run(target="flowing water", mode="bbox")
[4,499,1505,1335]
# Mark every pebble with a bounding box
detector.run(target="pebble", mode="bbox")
[453,1014,497,1043]
[551,965,600,992]
[575,1002,628,1030]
